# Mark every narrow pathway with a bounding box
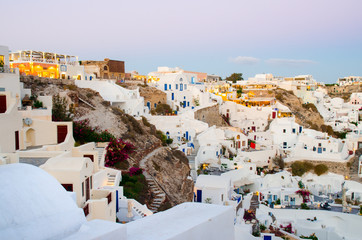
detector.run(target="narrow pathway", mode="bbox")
[140,147,166,213]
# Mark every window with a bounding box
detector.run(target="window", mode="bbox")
[82,182,84,196]
[273,195,277,200]
[283,129,286,133]
[221,194,224,202]
[176,84,178,89]
[323,148,326,151]
[184,84,187,90]
[292,128,296,133]
[285,196,289,201]
[169,84,171,90]
[318,143,322,147]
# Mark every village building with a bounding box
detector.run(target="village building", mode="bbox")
[75,79,145,117]
[9,50,85,80]
[81,58,125,81]
[338,76,362,86]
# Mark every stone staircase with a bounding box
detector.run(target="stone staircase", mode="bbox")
[146,175,166,213]
[139,148,167,213]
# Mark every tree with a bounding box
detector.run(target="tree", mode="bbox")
[52,94,73,121]
[226,73,243,83]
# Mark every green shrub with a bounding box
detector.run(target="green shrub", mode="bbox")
[334,198,342,204]
[314,164,328,176]
[33,100,43,108]
[155,103,172,115]
[260,224,267,231]
[301,203,310,210]
[141,116,151,127]
[52,94,73,121]
[291,161,314,176]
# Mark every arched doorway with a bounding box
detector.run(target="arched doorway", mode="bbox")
[26,128,35,146]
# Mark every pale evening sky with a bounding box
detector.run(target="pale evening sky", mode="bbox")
[2,0,362,83]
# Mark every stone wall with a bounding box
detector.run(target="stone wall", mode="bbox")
[20,75,75,86]
[194,104,228,127]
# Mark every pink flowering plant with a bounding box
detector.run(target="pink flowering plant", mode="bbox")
[73,119,115,144]
[128,167,143,176]
[296,189,311,203]
[105,138,135,167]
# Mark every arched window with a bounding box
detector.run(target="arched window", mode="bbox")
[104,66,108,71]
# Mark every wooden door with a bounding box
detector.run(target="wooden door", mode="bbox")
[57,125,68,143]
[0,95,6,113]
[15,131,19,150]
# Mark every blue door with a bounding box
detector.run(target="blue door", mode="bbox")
[164,84,167,91]
[185,131,189,140]
[171,92,174,100]
[318,148,322,153]
[290,197,295,206]
[147,102,150,110]
[299,126,302,133]
[183,101,186,108]
[196,190,202,202]
[180,84,183,91]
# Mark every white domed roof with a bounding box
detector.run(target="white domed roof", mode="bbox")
[0,163,86,240]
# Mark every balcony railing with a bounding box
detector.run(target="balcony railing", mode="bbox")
[0,66,16,74]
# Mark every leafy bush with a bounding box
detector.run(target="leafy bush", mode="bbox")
[334,198,342,204]
[52,94,73,121]
[301,203,310,209]
[155,103,172,115]
[300,233,318,240]
[259,224,267,231]
[73,119,115,144]
[129,167,143,176]
[141,116,151,127]
[105,138,135,167]
[120,172,148,204]
[33,100,43,108]
[273,155,285,169]
[291,161,314,176]
[276,198,281,205]
[314,164,328,176]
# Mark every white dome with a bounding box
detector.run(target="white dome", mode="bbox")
[0,163,86,240]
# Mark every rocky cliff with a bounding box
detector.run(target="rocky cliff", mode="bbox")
[275,88,325,131]
[145,147,194,205]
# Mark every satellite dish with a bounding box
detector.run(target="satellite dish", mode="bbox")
[23,118,32,126]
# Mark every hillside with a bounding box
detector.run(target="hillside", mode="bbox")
[275,88,325,131]
[21,76,194,207]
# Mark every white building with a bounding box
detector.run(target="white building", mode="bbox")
[75,79,145,117]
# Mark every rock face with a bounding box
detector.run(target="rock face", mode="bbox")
[275,88,325,130]
[194,104,228,127]
[145,147,194,205]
